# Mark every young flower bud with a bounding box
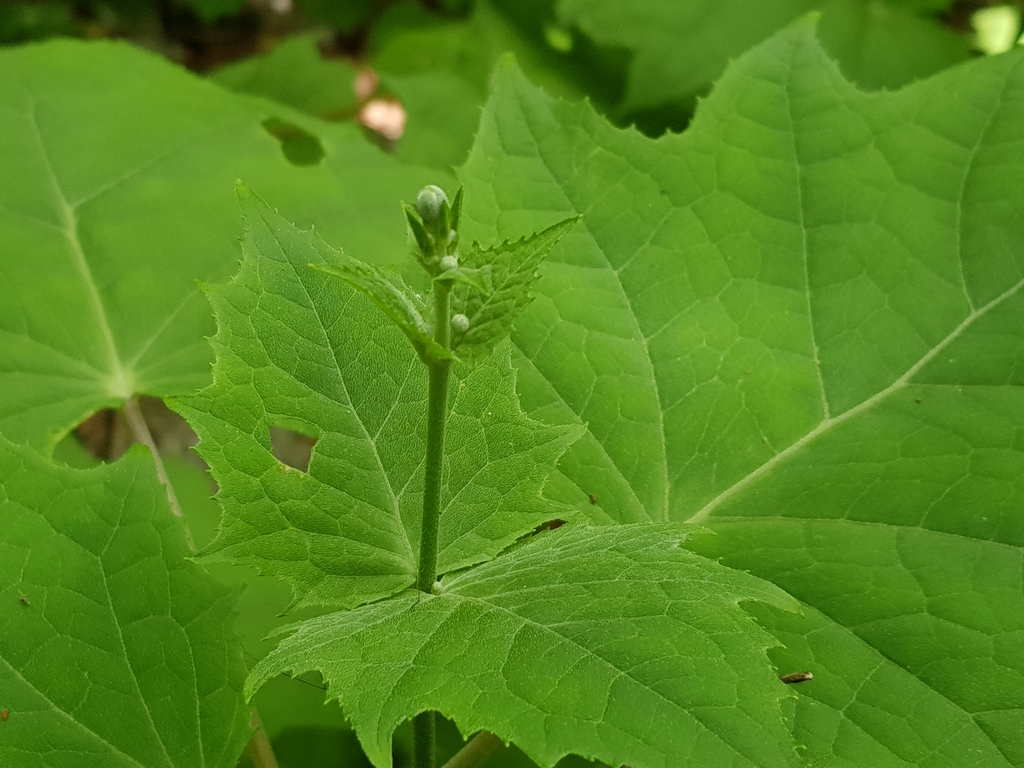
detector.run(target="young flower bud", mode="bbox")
[415,185,449,222]
[451,313,470,333]
[440,255,459,272]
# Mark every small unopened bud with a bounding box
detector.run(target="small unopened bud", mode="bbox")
[440,255,459,271]
[451,314,470,333]
[415,185,448,222]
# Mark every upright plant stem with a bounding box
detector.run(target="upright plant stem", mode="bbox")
[417,283,452,593]
[413,710,437,768]
[414,281,452,768]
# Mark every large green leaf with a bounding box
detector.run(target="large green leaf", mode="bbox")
[0,438,250,767]
[459,22,1024,766]
[556,0,970,116]
[209,33,358,119]
[250,524,801,768]
[0,39,448,451]
[370,0,624,171]
[172,187,582,609]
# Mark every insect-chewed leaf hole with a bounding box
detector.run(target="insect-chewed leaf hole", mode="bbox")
[261,117,325,166]
[270,420,319,473]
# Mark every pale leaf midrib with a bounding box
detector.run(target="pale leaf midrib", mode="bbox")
[784,52,830,422]
[28,99,130,398]
[98,460,179,767]
[688,274,1024,524]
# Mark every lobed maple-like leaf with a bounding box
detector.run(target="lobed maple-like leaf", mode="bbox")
[249,524,801,768]
[172,186,582,608]
[0,39,449,452]
[0,437,250,768]
[459,20,1024,766]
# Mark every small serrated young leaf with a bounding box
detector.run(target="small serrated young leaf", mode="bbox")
[311,258,450,364]
[403,201,434,260]
[249,524,801,768]
[172,185,581,607]
[433,264,492,296]
[0,437,250,768]
[453,216,579,364]
[449,185,465,236]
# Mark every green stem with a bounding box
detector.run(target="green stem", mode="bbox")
[440,731,503,768]
[413,279,452,768]
[413,711,437,768]
[417,283,452,593]
[246,708,281,768]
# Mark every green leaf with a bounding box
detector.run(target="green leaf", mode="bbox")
[460,24,1024,766]
[0,1,78,43]
[189,0,246,22]
[172,189,581,607]
[167,451,361,755]
[209,33,359,119]
[815,0,973,90]
[556,0,970,116]
[299,0,376,33]
[311,246,446,363]
[249,524,801,768]
[370,0,623,170]
[453,216,578,365]
[433,265,492,296]
[0,39,449,451]
[0,437,250,767]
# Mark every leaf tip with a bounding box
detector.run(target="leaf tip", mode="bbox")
[234,179,253,200]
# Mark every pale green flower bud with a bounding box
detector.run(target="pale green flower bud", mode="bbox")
[451,313,470,333]
[415,185,449,222]
[440,255,459,271]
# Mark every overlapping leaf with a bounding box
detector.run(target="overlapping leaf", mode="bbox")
[370,0,624,170]
[210,33,359,119]
[557,0,970,115]
[250,524,801,768]
[452,217,579,364]
[315,257,442,362]
[172,187,581,608]
[0,437,250,768]
[0,39,448,451]
[460,22,1024,766]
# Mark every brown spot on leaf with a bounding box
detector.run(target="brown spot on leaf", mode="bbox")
[778,671,813,684]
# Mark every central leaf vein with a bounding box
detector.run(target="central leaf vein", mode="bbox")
[689,274,1024,523]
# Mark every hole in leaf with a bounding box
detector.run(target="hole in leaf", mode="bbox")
[270,419,319,473]
[62,396,200,466]
[261,117,325,166]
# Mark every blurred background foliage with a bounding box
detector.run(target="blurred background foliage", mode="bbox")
[8,0,1022,765]
[3,0,1023,171]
